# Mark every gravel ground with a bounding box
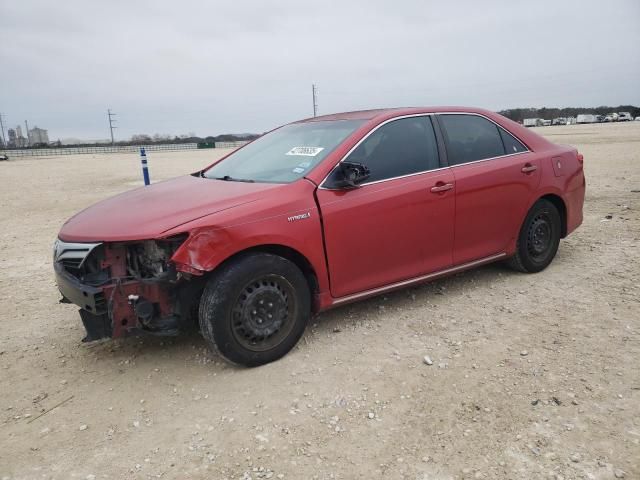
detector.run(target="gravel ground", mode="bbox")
[1,122,639,480]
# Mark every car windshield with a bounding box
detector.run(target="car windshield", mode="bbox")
[204,120,364,183]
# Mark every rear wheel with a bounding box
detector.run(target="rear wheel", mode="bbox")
[507,199,561,273]
[199,252,310,367]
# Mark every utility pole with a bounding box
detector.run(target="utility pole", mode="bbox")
[0,113,7,147]
[312,84,318,117]
[25,120,30,147]
[108,109,117,145]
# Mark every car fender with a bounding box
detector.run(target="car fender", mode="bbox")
[169,207,331,296]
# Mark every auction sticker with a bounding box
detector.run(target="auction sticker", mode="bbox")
[286,146,324,156]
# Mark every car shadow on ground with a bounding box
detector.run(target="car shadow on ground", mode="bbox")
[311,262,514,332]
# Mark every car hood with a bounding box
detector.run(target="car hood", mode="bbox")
[58,175,282,242]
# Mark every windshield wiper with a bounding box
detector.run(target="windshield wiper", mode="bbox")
[214,175,255,183]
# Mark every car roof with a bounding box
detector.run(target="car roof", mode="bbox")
[294,106,496,123]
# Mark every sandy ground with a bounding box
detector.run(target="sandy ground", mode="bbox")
[1,122,639,480]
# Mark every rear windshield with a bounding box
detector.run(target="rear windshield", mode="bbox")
[204,120,364,183]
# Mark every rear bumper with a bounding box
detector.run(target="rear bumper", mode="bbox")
[565,172,586,236]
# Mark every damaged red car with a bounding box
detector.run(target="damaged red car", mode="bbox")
[54,107,585,366]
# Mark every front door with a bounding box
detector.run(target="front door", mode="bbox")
[316,115,455,298]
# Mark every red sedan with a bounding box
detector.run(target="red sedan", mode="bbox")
[54,107,585,366]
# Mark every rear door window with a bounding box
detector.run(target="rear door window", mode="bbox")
[345,116,440,183]
[439,114,506,165]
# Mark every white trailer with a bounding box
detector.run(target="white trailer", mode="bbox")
[523,118,543,127]
[576,114,598,124]
[604,113,619,122]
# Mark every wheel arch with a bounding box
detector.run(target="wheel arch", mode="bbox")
[209,244,320,310]
[539,193,567,238]
[508,192,568,255]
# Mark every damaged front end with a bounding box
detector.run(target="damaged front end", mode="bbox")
[54,235,204,342]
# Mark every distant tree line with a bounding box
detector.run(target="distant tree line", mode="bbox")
[499,105,639,122]
[124,132,259,146]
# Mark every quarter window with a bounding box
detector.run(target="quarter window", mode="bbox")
[345,116,440,183]
[499,128,527,154]
[439,114,506,165]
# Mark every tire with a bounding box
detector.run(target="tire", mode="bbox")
[507,199,561,273]
[199,252,311,367]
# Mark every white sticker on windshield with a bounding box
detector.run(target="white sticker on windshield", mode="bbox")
[292,167,305,174]
[286,146,324,157]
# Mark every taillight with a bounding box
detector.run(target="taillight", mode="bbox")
[577,152,584,165]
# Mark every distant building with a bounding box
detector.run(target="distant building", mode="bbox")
[8,128,17,148]
[14,125,27,147]
[29,127,49,145]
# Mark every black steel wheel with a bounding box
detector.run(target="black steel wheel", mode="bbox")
[231,274,297,352]
[199,252,310,367]
[526,212,553,260]
[508,199,561,273]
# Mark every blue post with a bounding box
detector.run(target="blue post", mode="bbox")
[140,147,150,186]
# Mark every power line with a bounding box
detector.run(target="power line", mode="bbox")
[312,84,318,117]
[108,109,117,145]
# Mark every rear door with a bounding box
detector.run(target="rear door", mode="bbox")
[436,113,540,265]
[316,115,455,298]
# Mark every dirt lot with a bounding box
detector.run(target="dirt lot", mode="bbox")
[1,122,639,480]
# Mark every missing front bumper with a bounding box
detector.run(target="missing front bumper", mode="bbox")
[79,309,112,342]
[54,262,107,315]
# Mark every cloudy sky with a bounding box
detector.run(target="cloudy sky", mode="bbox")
[1,0,639,140]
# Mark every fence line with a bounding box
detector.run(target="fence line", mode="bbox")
[214,141,250,149]
[1,141,251,157]
[0,143,199,157]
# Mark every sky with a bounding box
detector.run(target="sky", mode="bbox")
[1,0,639,141]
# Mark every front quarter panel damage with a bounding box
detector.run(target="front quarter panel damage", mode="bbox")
[168,202,330,300]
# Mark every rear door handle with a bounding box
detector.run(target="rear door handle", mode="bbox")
[521,164,537,174]
[430,182,454,193]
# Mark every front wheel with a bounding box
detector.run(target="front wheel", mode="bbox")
[199,252,311,367]
[507,199,561,273]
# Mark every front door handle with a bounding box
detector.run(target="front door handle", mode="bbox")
[430,182,454,193]
[521,163,537,174]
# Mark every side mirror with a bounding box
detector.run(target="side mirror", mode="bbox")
[325,161,371,189]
